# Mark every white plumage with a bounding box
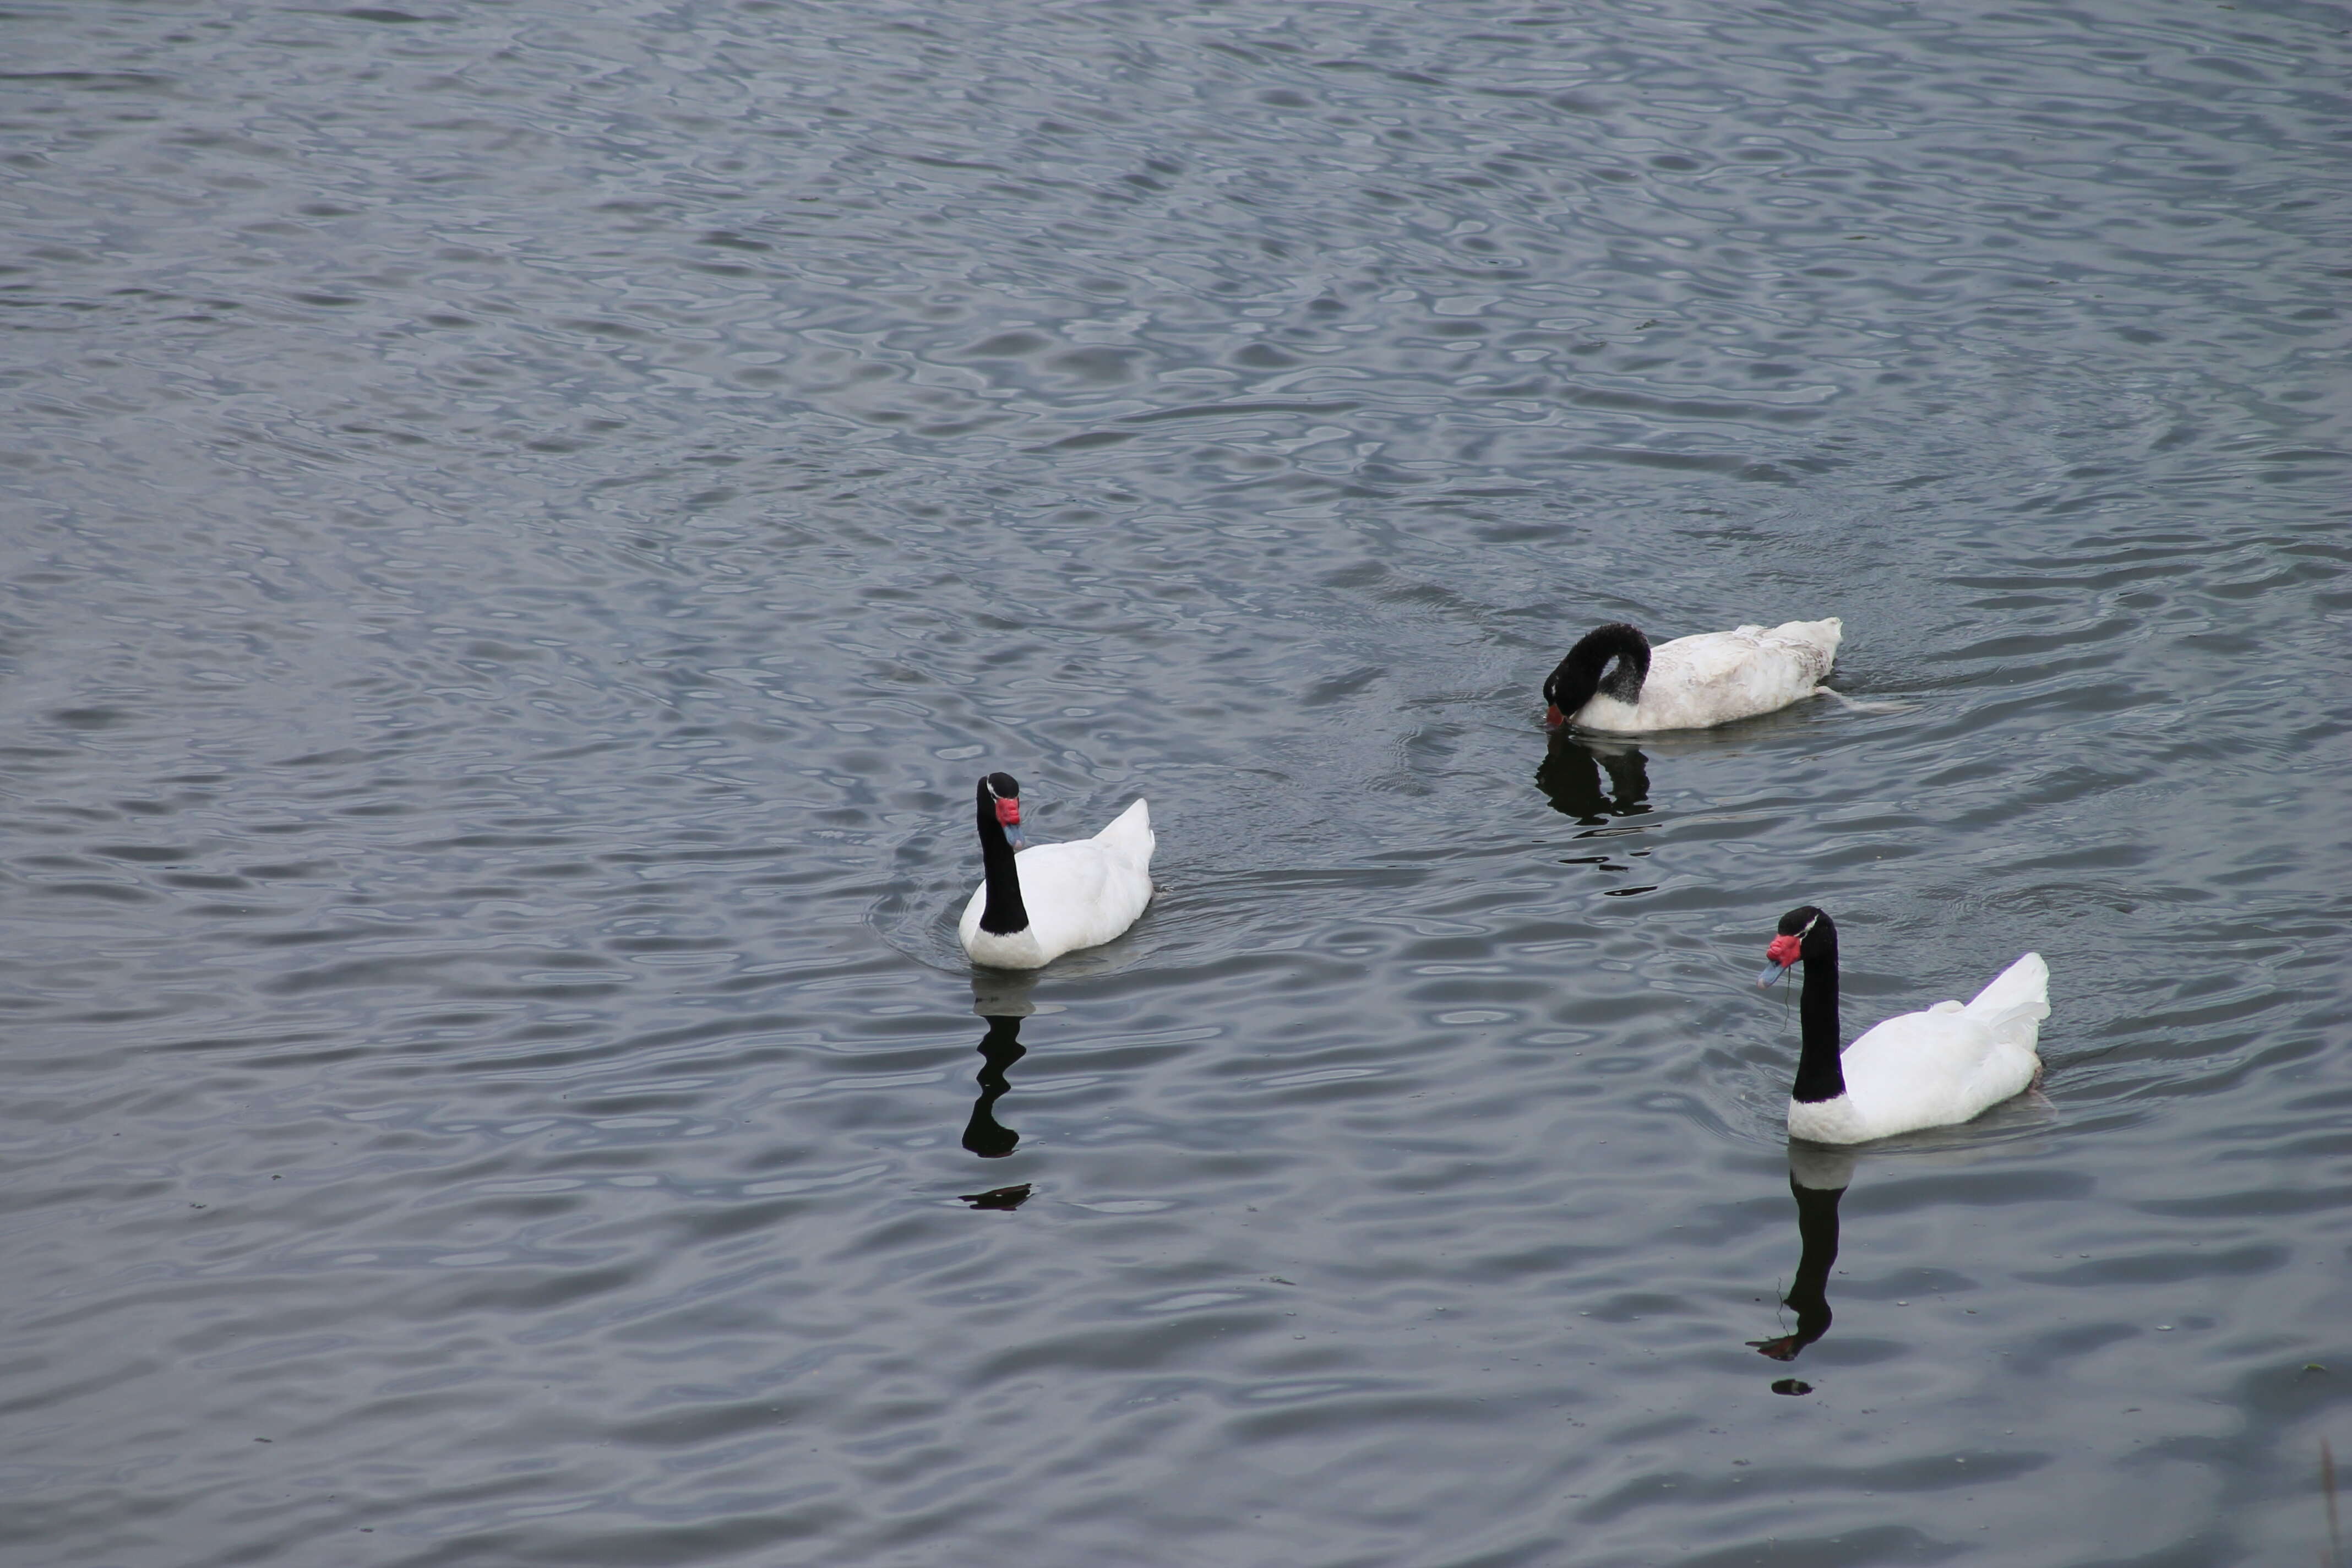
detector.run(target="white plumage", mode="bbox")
[1548,618,1842,733]
[960,789,1153,970]
[1761,907,2048,1145]
[1787,954,2049,1143]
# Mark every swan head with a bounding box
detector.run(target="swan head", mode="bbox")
[982,771,1024,849]
[1757,905,1833,985]
[1543,623,1650,727]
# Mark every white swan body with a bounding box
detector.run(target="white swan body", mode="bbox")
[1548,618,1842,733]
[1788,954,2049,1142]
[960,778,1153,970]
[1762,907,2047,1145]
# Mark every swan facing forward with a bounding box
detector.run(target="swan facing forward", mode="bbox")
[1757,906,2048,1145]
[959,773,1153,970]
[1544,618,1842,732]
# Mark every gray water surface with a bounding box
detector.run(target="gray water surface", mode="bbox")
[3,2,2349,1564]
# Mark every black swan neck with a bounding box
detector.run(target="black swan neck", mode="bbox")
[1791,926,1845,1104]
[975,781,1028,935]
[1548,623,1652,715]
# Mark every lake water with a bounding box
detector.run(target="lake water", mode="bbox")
[4,2,2348,1564]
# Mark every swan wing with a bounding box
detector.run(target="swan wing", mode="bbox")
[1839,1002,2040,1137]
[1013,836,1154,957]
[1754,617,1843,679]
[1616,619,1841,730]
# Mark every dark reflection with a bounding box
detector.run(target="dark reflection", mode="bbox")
[1749,1144,1854,1370]
[958,1183,1033,1211]
[963,974,1036,1162]
[1536,732,1652,825]
[962,1013,1027,1158]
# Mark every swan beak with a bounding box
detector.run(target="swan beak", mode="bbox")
[1757,957,1793,987]
[1545,703,1565,728]
[994,797,1023,850]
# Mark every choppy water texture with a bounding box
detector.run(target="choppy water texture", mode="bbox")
[4,2,2349,1564]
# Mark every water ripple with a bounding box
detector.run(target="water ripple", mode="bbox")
[3,0,2349,1564]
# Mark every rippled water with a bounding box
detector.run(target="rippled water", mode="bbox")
[5,2,2349,1563]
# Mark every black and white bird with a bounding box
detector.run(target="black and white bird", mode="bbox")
[1545,618,1843,732]
[957,773,1153,969]
[1757,906,2048,1144]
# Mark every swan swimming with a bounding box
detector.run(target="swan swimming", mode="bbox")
[1544,618,1843,732]
[1757,905,2048,1144]
[958,772,1154,970]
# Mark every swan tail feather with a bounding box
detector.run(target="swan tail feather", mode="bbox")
[1093,798,1155,865]
[1964,952,2050,1049]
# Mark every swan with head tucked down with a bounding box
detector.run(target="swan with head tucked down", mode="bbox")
[958,773,1153,970]
[1757,906,2048,1144]
[1544,618,1842,732]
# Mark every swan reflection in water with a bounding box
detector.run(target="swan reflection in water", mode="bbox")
[963,1013,1027,1159]
[1750,1144,1855,1372]
[1536,732,1652,825]
[959,975,1037,1211]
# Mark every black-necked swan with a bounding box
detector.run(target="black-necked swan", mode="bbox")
[958,772,1154,970]
[1543,618,1842,732]
[1756,906,2048,1145]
